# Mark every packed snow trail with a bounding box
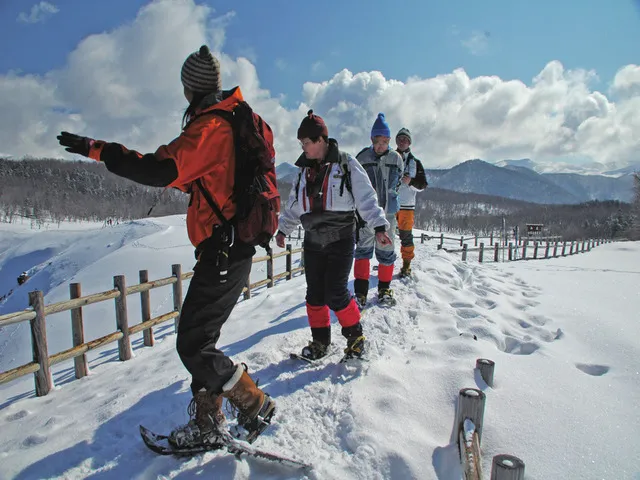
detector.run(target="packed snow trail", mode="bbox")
[1,220,637,479]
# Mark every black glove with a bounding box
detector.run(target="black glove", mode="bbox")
[57,131,94,157]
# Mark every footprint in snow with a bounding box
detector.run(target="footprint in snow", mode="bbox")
[575,363,610,376]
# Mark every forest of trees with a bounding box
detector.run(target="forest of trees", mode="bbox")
[413,188,635,241]
[1,157,637,241]
[0,158,188,226]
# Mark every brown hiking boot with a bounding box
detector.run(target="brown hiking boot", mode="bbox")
[222,364,276,443]
[168,390,226,448]
[399,259,411,277]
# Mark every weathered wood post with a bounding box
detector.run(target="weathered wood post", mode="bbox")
[544,242,550,258]
[244,274,251,300]
[457,387,486,442]
[508,242,513,261]
[70,283,89,377]
[582,240,586,252]
[533,242,538,259]
[172,264,183,332]
[421,233,425,244]
[521,241,527,260]
[476,358,495,387]
[440,233,444,247]
[139,270,154,347]
[462,244,468,261]
[474,235,478,247]
[553,241,558,257]
[114,275,132,361]
[298,226,302,239]
[267,252,274,288]
[460,235,464,246]
[479,242,485,263]
[494,242,499,262]
[29,290,53,396]
[491,454,525,480]
[490,232,494,245]
[562,241,567,256]
[286,244,293,280]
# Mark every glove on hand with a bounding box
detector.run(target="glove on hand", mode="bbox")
[57,132,95,157]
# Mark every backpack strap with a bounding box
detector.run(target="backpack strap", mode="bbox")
[338,152,353,197]
[194,178,234,237]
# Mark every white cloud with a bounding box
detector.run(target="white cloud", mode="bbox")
[1,0,639,171]
[461,30,490,56]
[17,1,59,24]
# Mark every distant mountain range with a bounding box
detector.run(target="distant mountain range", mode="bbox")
[276,158,636,205]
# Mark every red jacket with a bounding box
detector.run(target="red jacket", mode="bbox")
[88,87,266,251]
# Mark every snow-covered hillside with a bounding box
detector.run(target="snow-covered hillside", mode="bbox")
[0,218,638,479]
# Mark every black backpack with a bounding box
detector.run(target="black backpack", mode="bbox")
[409,157,428,190]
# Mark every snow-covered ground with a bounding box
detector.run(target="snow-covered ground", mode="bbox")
[0,217,638,479]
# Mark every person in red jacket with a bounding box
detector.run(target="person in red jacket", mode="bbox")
[57,45,274,447]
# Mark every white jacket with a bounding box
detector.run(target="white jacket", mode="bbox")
[278,144,389,237]
[397,149,424,209]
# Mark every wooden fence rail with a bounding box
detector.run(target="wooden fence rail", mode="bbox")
[438,238,609,263]
[0,244,304,396]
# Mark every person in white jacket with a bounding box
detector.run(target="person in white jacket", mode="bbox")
[396,127,426,276]
[275,110,391,361]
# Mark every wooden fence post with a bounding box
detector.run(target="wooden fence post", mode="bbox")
[286,244,293,280]
[479,242,484,263]
[421,233,426,244]
[521,241,527,260]
[244,274,251,300]
[440,233,444,247]
[533,242,538,259]
[460,236,464,246]
[114,275,132,361]
[562,241,567,256]
[474,235,478,247]
[490,232,493,245]
[267,252,274,288]
[553,242,558,257]
[70,283,89,378]
[508,242,513,261]
[476,358,495,387]
[544,242,550,258]
[491,454,525,480]
[139,270,154,347]
[172,264,183,332]
[494,242,499,262]
[462,244,468,261]
[457,388,486,442]
[29,290,53,396]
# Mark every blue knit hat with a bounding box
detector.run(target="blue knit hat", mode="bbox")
[371,113,391,138]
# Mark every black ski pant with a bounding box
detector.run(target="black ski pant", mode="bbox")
[303,236,354,312]
[176,250,252,395]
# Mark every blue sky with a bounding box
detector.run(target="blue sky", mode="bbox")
[2,0,638,105]
[0,0,638,169]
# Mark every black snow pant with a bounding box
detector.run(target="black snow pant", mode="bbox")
[303,236,355,311]
[176,246,253,395]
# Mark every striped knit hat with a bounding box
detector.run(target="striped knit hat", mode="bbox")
[180,45,222,94]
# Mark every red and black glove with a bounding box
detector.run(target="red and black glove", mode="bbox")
[57,132,95,157]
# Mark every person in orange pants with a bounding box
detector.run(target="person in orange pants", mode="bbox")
[395,128,426,277]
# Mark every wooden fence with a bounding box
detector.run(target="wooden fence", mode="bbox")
[0,244,304,397]
[421,235,610,263]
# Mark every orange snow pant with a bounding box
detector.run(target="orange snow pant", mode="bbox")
[396,210,415,261]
